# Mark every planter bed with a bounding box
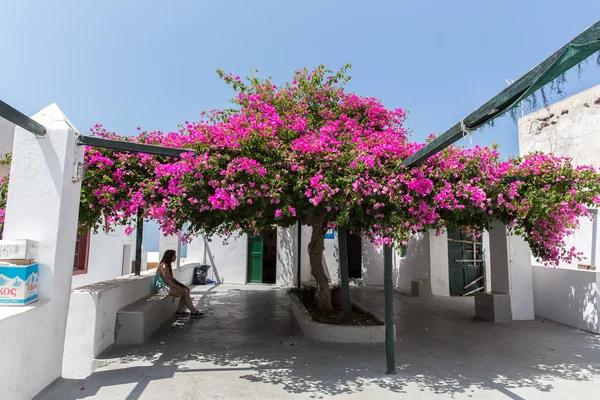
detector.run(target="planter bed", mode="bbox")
[289,291,395,343]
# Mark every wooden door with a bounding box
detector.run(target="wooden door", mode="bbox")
[447,230,484,296]
[247,233,264,283]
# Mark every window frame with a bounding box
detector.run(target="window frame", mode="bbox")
[73,230,91,275]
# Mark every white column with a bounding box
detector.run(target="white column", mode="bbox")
[0,104,84,399]
[275,225,298,287]
[506,230,535,320]
[429,230,449,296]
[476,221,534,321]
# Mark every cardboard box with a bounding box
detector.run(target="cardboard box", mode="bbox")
[0,240,39,260]
[0,263,39,306]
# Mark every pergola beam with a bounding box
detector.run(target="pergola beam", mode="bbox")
[77,135,192,157]
[0,99,46,137]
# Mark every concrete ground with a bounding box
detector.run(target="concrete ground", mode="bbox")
[38,285,600,399]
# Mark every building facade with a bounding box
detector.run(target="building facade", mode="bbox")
[186,225,493,297]
[518,84,600,270]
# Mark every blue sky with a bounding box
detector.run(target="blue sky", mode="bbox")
[2,0,600,251]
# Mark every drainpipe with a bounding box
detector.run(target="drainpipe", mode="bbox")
[591,209,598,267]
[383,244,396,375]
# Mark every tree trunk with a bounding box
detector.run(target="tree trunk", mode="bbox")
[308,216,333,311]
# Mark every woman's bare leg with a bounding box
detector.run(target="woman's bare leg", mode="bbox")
[181,293,197,313]
[177,297,186,312]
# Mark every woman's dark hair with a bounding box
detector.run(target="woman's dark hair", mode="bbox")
[160,249,176,275]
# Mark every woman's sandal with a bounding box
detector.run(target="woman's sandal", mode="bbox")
[190,311,205,318]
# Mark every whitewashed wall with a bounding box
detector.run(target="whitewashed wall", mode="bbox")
[519,85,600,269]
[0,105,83,400]
[532,265,600,334]
[63,271,157,378]
[276,225,298,287]
[71,225,137,289]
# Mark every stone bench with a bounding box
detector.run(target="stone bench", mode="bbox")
[115,293,180,345]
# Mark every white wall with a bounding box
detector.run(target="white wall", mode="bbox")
[519,85,600,269]
[0,105,83,400]
[361,240,384,286]
[361,232,439,294]
[532,266,600,334]
[203,233,248,284]
[63,271,157,378]
[71,225,136,289]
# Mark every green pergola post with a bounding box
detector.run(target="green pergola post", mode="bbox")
[338,226,351,320]
[383,244,396,374]
[134,210,143,276]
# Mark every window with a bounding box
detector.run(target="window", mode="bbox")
[73,230,91,275]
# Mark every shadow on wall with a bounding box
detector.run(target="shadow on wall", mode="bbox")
[203,238,222,284]
[276,228,295,287]
[395,233,429,291]
[569,281,599,333]
[361,240,383,286]
[533,266,600,334]
[38,289,600,400]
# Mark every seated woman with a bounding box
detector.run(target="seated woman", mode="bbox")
[156,249,204,317]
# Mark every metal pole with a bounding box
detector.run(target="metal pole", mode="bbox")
[338,226,351,320]
[383,244,396,374]
[176,231,182,270]
[0,99,46,136]
[77,135,192,158]
[591,209,598,267]
[297,222,302,289]
[134,210,144,275]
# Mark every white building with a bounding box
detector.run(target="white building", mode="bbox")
[519,85,600,270]
[187,227,493,297]
[517,85,600,335]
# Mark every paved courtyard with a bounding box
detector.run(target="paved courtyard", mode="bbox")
[38,285,600,399]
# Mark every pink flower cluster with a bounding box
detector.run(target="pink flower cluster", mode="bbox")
[73,65,600,267]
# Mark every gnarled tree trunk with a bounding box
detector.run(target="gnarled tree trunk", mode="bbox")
[308,216,333,311]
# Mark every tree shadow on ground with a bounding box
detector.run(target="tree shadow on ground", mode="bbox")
[38,288,600,399]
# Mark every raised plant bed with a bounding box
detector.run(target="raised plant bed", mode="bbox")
[289,291,395,343]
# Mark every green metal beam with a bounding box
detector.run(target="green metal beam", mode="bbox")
[402,21,600,168]
[0,99,46,137]
[383,244,396,374]
[337,226,351,320]
[77,135,193,158]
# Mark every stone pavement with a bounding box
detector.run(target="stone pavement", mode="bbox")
[37,285,600,399]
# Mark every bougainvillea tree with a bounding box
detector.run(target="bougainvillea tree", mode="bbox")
[6,65,598,311]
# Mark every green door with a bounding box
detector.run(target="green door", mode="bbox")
[247,233,264,283]
[447,230,484,296]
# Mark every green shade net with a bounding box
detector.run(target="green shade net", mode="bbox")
[470,40,600,130]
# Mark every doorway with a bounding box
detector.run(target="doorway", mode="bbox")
[247,228,277,284]
[346,232,362,279]
[447,230,484,296]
